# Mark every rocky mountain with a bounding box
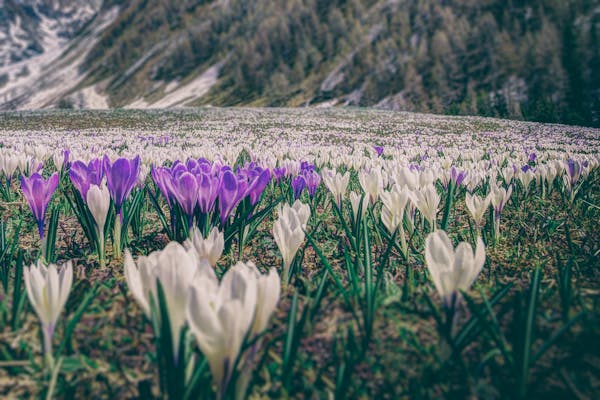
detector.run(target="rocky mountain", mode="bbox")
[0,0,598,126]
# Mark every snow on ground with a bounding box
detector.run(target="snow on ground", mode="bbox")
[125,63,221,109]
[68,84,110,109]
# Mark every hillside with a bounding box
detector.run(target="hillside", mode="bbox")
[0,0,598,127]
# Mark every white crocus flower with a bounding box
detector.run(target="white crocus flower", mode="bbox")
[86,183,110,268]
[380,185,413,233]
[465,193,490,227]
[425,230,485,307]
[273,204,306,282]
[290,199,310,229]
[24,260,73,356]
[186,226,224,267]
[186,262,258,395]
[349,191,369,221]
[124,242,200,362]
[322,169,350,206]
[358,168,383,204]
[413,184,441,230]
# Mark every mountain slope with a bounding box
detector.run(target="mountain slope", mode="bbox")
[0,0,598,127]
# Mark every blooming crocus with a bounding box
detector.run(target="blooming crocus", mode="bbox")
[413,184,441,230]
[425,230,485,308]
[69,158,104,199]
[20,172,59,239]
[273,203,307,282]
[489,183,513,237]
[248,263,280,338]
[291,175,306,200]
[171,171,199,227]
[289,199,310,229]
[151,166,174,208]
[373,146,384,157]
[302,170,320,198]
[124,242,200,361]
[247,168,271,206]
[450,167,467,187]
[186,261,258,396]
[186,226,224,267]
[273,167,287,182]
[218,170,239,225]
[103,155,141,215]
[380,185,413,233]
[197,173,220,214]
[465,193,490,228]
[24,260,73,361]
[349,191,369,221]
[359,168,383,204]
[322,169,350,207]
[87,183,111,267]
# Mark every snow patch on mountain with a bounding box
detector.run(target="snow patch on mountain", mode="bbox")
[0,6,118,110]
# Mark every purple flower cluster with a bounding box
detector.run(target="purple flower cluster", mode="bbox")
[291,161,321,200]
[151,159,271,226]
[69,156,141,215]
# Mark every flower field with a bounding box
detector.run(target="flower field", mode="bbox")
[0,108,599,399]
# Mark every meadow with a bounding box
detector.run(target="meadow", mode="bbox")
[0,108,598,399]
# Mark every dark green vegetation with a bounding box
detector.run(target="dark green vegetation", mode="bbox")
[81,0,599,126]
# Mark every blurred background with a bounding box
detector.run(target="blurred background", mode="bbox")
[1,0,598,126]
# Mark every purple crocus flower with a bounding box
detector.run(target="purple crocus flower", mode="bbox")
[171,171,198,226]
[374,146,384,157]
[20,172,59,238]
[247,169,271,206]
[104,155,141,215]
[69,158,104,199]
[528,153,537,163]
[218,170,239,225]
[292,175,306,200]
[303,170,321,198]
[450,167,468,186]
[565,159,581,184]
[197,173,220,214]
[151,166,174,208]
[273,167,287,182]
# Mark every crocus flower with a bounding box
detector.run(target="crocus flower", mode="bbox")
[425,230,485,308]
[273,203,308,282]
[291,175,306,200]
[450,167,467,187]
[413,184,441,230]
[359,168,383,204]
[247,168,271,206]
[322,169,350,207]
[186,226,224,267]
[218,170,239,225]
[380,185,413,233]
[170,171,199,227]
[303,170,321,198]
[104,155,141,215]
[197,173,220,213]
[87,183,111,238]
[273,167,287,182]
[24,260,73,358]
[374,146,384,157]
[186,261,258,396]
[124,242,201,362]
[69,158,104,199]
[465,193,490,227]
[349,191,369,221]
[20,172,59,239]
